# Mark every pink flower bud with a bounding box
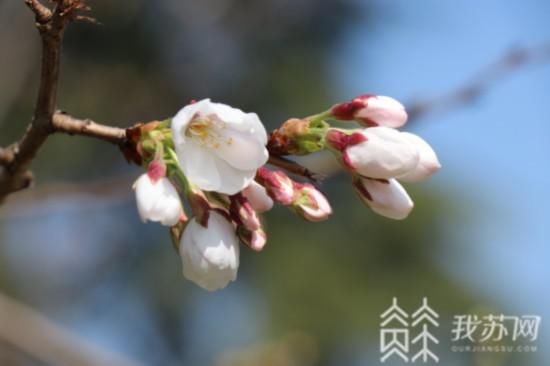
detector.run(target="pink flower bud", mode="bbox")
[292,183,332,222]
[331,95,408,128]
[353,177,413,220]
[229,193,261,231]
[325,129,367,152]
[242,181,274,213]
[238,227,267,252]
[147,160,167,183]
[342,127,419,179]
[397,133,441,182]
[256,167,295,205]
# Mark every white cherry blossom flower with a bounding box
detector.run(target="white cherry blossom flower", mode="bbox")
[327,127,419,179]
[133,174,183,226]
[353,177,413,220]
[179,211,239,291]
[331,95,408,128]
[171,99,268,195]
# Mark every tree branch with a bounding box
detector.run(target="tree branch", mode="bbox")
[52,112,127,144]
[406,43,550,122]
[268,155,320,181]
[0,0,336,203]
[0,1,91,202]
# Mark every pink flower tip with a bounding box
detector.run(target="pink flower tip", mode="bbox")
[292,183,332,222]
[331,95,408,128]
[147,160,167,183]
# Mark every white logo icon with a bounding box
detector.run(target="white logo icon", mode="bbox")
[380,297,439,363]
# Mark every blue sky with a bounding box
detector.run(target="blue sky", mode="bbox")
[332,0,550,361]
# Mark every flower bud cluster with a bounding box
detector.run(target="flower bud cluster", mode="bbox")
[129,95,439,291]
[326,96,440,219]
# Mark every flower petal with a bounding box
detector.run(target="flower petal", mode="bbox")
[356,96,408,128]
[180,212,239,291]
[171,99,212,145]
[175,140,221,192]
[214,128,268,171]
[213,158,257,195]
[398,132,441,182]
[134,175,182,226]
[346,127,419,179]
[242,181,274,213]
[356,178,413,220]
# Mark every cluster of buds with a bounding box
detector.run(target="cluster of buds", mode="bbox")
[130,95,439,291]
[269,94,440,220]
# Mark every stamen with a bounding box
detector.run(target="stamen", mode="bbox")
[186,114,228,149]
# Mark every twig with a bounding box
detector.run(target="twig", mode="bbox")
[268,155,319,181]
[0,148,14,166]
[24,0,52,23]
[0,1,91,202]
[52,112,127,144]
[407,43,550,121]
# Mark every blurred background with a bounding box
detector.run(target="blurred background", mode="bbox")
[0,0,549,365]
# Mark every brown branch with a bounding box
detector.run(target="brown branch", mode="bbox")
[52,112,126,144]
[268,155,320,181]
[49,114,319,181]
[24,0,52,23]
[0,1,91,202]
[0,148,15,166]
[407,42,550,121]
[1,110,315,196]
[0,0,320,202]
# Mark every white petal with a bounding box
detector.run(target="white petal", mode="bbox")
[356,96,408,128]
[214,128,268,171]
[175,140,221,192]
[242,181,274,213]
[208,103,268,148]
[134,175,182,226]
[346,127,419,179]
[213,158,257,195]
[171,99,212,146]
[180,212,239,291]
[209,102,248,124]
[398,132,441,182]
[358,178,413,220]
[243,112,268,145]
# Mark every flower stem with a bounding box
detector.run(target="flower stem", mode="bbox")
[305,110,332,124]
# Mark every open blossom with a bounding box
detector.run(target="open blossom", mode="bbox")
[133,174,183,226]
[398,132,441,182]
[179,211,239,291]
[171,99,268,195]
[353,177,413,220]
[292,183,332,222]
[331,95,408,128]
[326,127,419,179]
[242,181,274,213]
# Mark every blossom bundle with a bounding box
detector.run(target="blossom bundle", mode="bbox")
[131,95,440,291]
